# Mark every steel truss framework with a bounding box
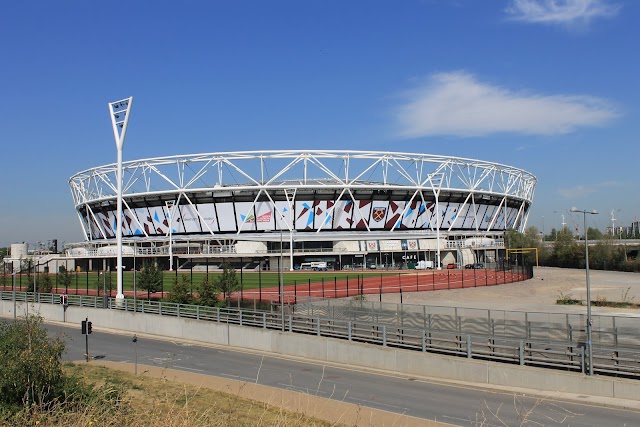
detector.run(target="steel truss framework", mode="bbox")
[69,150,536,242]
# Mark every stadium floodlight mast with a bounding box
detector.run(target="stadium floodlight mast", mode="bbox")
[108,96,133,301]
[570,206,598,376]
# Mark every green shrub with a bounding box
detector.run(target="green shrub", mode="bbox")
[0,316,66,410]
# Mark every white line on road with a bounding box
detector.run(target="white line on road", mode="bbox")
[346,396,410,412]
[173,365,207,373]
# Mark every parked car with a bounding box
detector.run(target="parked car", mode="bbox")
[465,263,485,269]
[446,263,457,269]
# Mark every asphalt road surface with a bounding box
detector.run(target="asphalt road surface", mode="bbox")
[47,323,640,426]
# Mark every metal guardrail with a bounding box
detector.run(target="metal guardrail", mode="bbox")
[294,299,640,349]
[2,291,639,378]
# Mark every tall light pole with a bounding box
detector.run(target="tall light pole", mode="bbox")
[108,97,133,301]
[165,201,175,270]
[12,271,16,321]
[571,207,598,376]
[279,221,285,331]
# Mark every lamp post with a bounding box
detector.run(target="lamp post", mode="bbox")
[12,271,16,321]
[279,223,285,331]
[108,97,133,302]
[165,201,175,271]
[571,207,598,376]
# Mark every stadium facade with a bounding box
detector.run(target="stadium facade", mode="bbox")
[66,150,536,271]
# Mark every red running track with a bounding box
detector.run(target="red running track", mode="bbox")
[2,269,530,304]
[237,269,530,303]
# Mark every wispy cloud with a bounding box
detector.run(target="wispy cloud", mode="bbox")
[558,180,622,198]
[506,0,620,26]
[394,71,618,138]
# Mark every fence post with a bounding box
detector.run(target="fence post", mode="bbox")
[177,304,180,318]
[239,310,243,326]
[519,340,525,365]
[196,305,200,320]
[348,321,352,341]
[421,329,426,352]
[466,335,472,358]
[317,317,321,336]
[262,312,266,329]
[383,325,387,346]
[216,307,220,323]
[288,315,292,332]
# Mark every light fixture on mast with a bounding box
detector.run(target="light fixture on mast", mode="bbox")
[108,96,133,301]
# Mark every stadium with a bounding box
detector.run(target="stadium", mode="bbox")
[65,150,536,273]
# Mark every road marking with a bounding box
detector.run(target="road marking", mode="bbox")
[346,396,411,411]
[173,365,206,373]
[440,415,471,423]
[220,373,257,382]
[277,383,327,395]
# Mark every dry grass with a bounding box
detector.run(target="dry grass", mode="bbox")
[10,363,339,427]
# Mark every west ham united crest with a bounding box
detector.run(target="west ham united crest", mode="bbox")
[372,207,386,222]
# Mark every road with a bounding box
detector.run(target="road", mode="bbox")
[46,322,640,426]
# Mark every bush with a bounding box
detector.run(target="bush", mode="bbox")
[0,316,66,410]
[0,316,128,423]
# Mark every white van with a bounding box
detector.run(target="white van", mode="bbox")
[300,261,328,271]
[415,260,434,270]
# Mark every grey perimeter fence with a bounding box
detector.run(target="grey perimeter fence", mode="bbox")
[2,291,639,379]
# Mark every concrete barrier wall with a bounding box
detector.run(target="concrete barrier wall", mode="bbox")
[2,300,639,401]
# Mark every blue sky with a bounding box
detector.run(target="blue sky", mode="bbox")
[0,0,638,247]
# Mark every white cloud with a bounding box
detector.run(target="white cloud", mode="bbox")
[557,180,621,198]
[395,71,618,138]
[506,0,620,25]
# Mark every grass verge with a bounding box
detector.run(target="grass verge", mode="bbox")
[18,362,339,427]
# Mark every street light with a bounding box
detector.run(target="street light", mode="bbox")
[165,201,176,270]
[570,206,598,376]
[278,218,285,331]
[108,96,133,302]
[12,271,16,321]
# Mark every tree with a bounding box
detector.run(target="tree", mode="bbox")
[21,258,33,283]
[36,272,53,293]
[58,265,73,293]
[550,228,582,268]
[505,228,543,266]
[587,226,603,241]
[138,261,163,300]
[214,261,239,304]
[198,275,218,307]
[169,274,192,304]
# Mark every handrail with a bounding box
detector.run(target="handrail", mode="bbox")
[2,290,638,378]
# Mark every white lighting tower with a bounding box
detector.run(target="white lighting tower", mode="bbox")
[108,96,133,301]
